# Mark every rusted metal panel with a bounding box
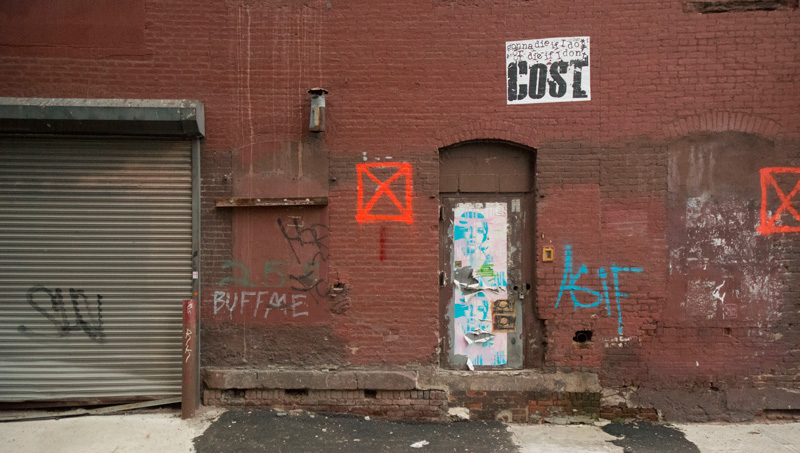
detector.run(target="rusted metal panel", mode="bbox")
[215,197,328,208]
[205,208,332,328]
[0,137,192,402]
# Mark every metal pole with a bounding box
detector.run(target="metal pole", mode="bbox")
[182,299,197,419]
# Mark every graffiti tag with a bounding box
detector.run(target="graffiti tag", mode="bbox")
[555,245,642,335]
[213,289,308,320]
[277,218,329,265]
[19,285,104,341]
[184,328,193,363]
[758,167,800,235]
[355,163,413,224]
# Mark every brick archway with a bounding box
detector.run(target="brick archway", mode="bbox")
[663,111,785,138]
[434,119,538,150]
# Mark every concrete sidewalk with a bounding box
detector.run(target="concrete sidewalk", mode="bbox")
[0,408,223,453]
[510,421,800,453]
[1,407,798,452]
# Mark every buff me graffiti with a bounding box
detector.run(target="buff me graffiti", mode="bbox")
[211,218,339,323]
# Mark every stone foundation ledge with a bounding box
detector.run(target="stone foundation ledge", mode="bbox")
[203,388,448,421]
[203,368,418,391]
[203,366,602,394]
[202,367,605,422]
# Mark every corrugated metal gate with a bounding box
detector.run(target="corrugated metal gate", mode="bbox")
[0,137,192,402]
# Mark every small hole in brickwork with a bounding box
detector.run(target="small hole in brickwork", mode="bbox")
[364,389,377,399]
[724,327,732,336]
[285,388,309,397]
[573,330,593,343]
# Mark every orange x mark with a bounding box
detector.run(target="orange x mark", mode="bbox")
[758,167,800,235]
[356,162,413,224]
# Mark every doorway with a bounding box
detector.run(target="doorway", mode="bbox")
[438,141,540,369]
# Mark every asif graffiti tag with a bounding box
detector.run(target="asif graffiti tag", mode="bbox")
[758,167,800,235]
[555,245,642,335]
[18,285,104,341]
[356,162,413,224]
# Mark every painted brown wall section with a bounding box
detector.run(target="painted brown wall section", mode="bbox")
[1,0,799,422]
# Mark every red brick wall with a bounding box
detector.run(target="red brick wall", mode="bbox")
[204,388,446,420]
[2,0,800,420]
[328,153,441,365]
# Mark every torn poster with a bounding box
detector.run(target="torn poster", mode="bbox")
[452,202,509,366]
[464,329,495,345]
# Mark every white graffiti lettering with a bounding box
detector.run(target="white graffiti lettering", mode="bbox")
[213,289,310,320]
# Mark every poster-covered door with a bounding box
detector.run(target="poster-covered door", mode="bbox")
[440,197,525,369]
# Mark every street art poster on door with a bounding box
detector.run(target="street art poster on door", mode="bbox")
[452,202,511,367]
[506,36,590,104]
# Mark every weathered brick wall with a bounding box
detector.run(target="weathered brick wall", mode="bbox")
[450,390,603,422]
[200,148,234,368]
[2,0,799,421]
[204,389,446,420]
[327,153,440,365]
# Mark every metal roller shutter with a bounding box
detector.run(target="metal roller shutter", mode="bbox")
[0,137,192,402]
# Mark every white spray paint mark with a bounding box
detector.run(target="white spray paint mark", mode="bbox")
[712,280,726,304]
[681,195,783,330]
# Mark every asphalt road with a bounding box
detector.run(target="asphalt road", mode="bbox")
[3,406,798,453]
[602,421,700,453]
[192,408,704,453]
[194,408,517,453]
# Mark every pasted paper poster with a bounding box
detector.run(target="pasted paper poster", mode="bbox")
[506,36,590,104]
[452,202,509,366]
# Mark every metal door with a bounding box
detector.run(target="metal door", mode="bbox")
[440,196,527,369]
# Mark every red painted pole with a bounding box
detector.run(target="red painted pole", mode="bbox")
[182,299,197,419]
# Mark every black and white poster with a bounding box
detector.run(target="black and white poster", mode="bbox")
[506,36,590,104]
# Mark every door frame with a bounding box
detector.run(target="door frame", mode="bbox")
[439,195,535,370]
